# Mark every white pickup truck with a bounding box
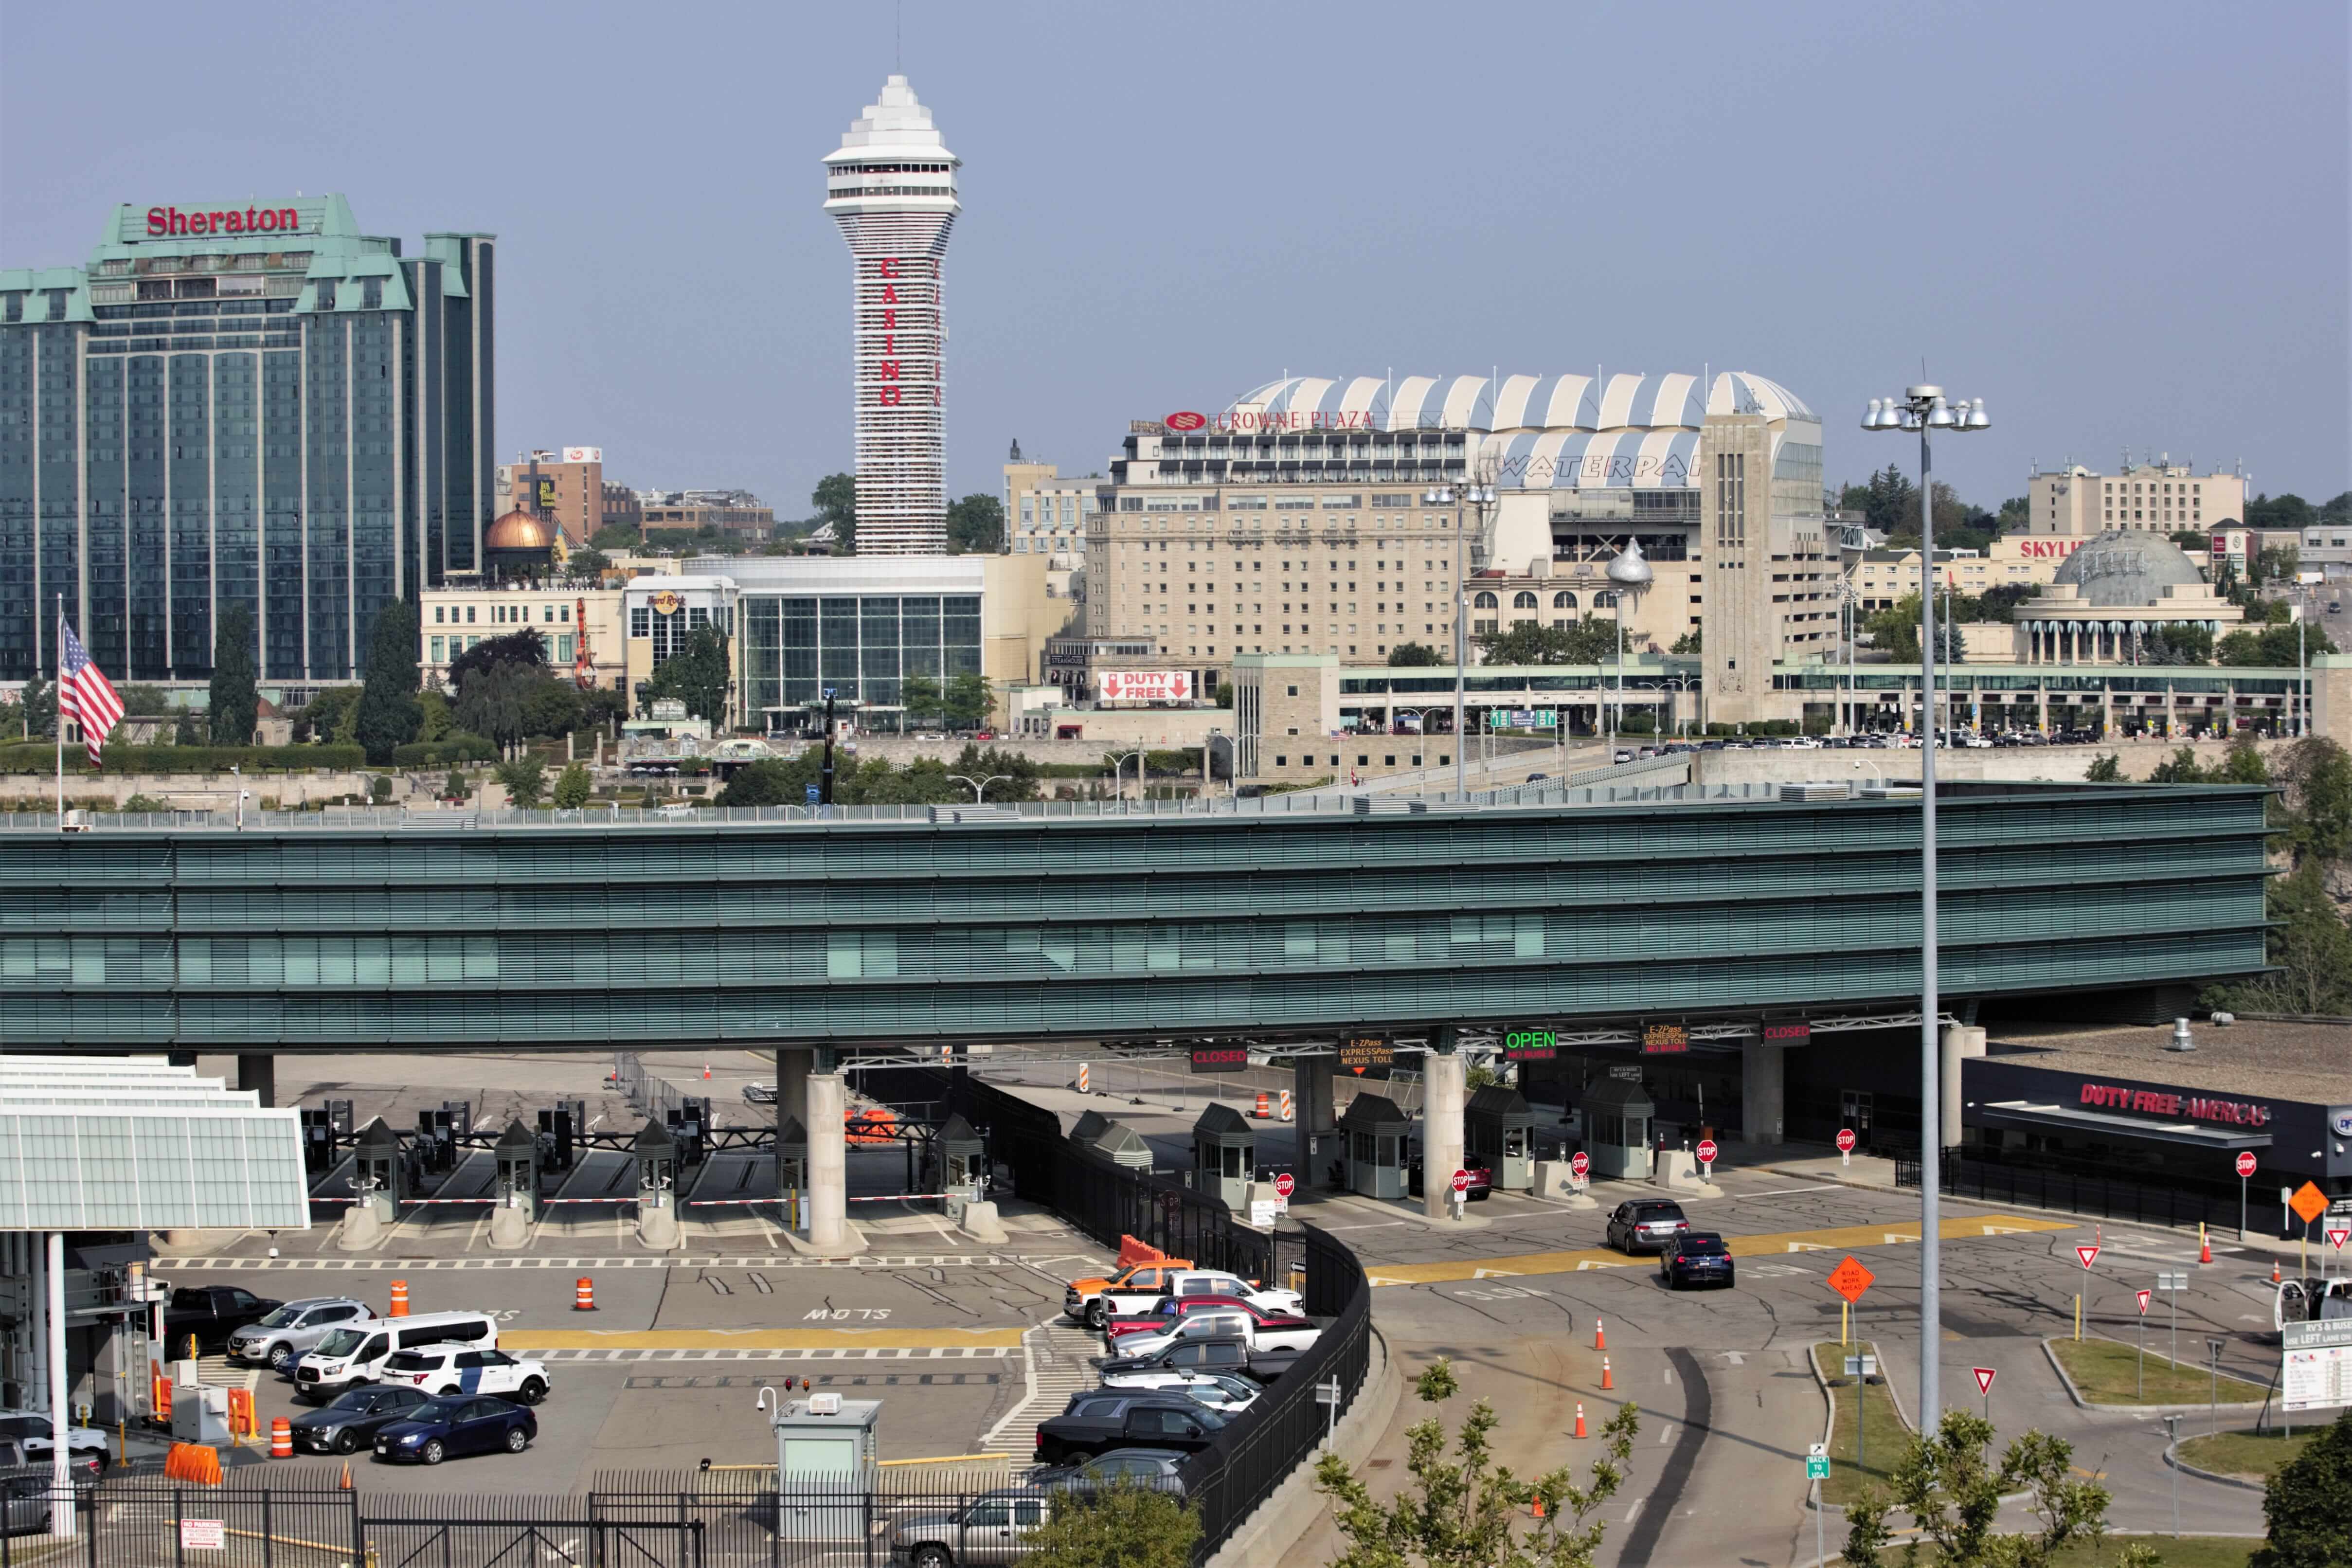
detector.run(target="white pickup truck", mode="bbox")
[1101,1305,1321,1363]
[1082,1267,1302,1327]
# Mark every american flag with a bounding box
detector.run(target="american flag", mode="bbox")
[58,622,125,768]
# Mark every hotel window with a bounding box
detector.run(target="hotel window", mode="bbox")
[430,637,444,662]
[360,278,382,309]
[434,606,445,623]
[315,280,337,309]
[631,606,651,638]
[466,606,476,623]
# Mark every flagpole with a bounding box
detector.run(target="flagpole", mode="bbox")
[54,594,64,829]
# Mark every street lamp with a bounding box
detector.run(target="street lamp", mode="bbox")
[1606,539,1653,751]
[1426,480,1497,796]
[1860,382,1990,1438]
[1104,749,1144,804]
[948,773,1012,804]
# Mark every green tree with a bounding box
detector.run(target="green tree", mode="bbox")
[1846,1410,2111,1568]
[448,628,549,691]
[551,762,592,810]
[208,604,258,745]
[2143,623,2212,665]
[2275,737,2352,865]
[1864,596,1922,663]
[590,524,640,552]
[950,742,1041,800]
[2208,859,2352,1017]
[900,673,943,728]
[353,598,422,763]
[114,684,170,717]
[442,769,469,802]
[569,547,612,578]
[16,679,55,740]
[2216,735,2271,785]
[2084,753,2123,782]
[415,688,455,743]
[2255,544,2302,586]
[453,662,537,755]
[121,793,170,813]
[813,472,857,555]
[520,677,584,739]
[716,757,803,808]
[2219,623,2338,667]
[2244,493,2314,533]
[1388,641,1445,667]
[2251,1408,2352,1568]
[945,493,1005,554]
[942,671,993,730]
[294,685,360,743]
[1318,1358,1639,1568]
[1669,628,1702,655]
[2147,746,2208,784]
[642,626,732,724]
[493,755,547,808]
[1478,617,1623,666]
[1020,1480,1200,1568]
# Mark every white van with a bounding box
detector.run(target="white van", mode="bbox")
[293,1312,499,1403]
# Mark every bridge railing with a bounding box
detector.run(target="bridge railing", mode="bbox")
[858,1064,1368,1561]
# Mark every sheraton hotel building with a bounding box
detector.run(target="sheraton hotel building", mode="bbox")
[0,195,494,686]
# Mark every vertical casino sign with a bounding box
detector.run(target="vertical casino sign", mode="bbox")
[865,256,943,411]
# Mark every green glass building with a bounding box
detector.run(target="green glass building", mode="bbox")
[0,195,494,685]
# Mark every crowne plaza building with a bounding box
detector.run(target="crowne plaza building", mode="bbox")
[0,195,494,685]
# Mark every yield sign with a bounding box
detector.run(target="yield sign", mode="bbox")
[2075,1244,2101,1269]
[2329,1227,2351,1252]
[2136,1289,2152,1315]
[1972,1367,1996,1396]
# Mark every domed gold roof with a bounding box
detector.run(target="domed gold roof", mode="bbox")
[485,508,555,551]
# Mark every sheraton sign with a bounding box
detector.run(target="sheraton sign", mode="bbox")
[146,204,306,237]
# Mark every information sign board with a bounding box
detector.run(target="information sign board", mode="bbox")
[1338,1036,1394,1071]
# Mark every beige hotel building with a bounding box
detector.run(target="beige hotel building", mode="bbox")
[2025,458,2245,538]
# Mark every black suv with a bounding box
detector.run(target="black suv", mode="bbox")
[1035,1394,1226,1466]
[1605,1199,1690,1254]
[1659,1230,1736,1290]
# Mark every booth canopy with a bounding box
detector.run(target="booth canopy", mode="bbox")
[1339,1094,1411,1133]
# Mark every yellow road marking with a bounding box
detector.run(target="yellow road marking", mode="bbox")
[504,1327,1026,1350]
[1366,1213,2073,1286]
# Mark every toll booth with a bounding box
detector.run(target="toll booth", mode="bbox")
[352,1117,403,1205]
[1465,1085,1537,1191]
[299,1106,338,1174]
[417,1103,470,1173]
[1091,1121,1154,1172]
[494,1120,539,1216]
[635,1118,678,1209]
[1191,1103,1255,1211]
[1339,1094,1411,1200]
[932,1114,987,1197]
[536,1100,585,1173]
[666,1097,710,1167]
[1580,1077,1656,1180]
[1069,1109,1111,1148]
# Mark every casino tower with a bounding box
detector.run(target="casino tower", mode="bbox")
[825,75,959,556]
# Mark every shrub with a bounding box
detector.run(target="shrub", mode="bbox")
[390,735,497,767]
[0,742,364,775]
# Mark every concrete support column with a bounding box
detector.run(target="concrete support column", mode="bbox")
[778,1048,810,1143]
[1940,1025,1985,1150]
[1741,1039,1785,1148]
[45,1231,70,1538]
[1294,1055,1335,1182]
[804,1070,853,1254]
[1420,1048,1467,1220]
[236,1053,275,1108]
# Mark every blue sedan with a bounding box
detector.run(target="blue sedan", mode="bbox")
[373,1396,536,1464]
[1659,1231,1736,1291]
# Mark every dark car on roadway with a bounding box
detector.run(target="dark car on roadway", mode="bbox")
[1659,1230,1736,1290]
[1606,1198,1690,1254]
[290,1383,433,1455]
[164,1285,283,1353]
[1034,1447,1192,1498]
[1097,1334,1297,1384]
[1034,1393,1226,1466]
[372,1396,536,1464]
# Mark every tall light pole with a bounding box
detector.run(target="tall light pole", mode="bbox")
[1607,539,1653,751]
[948,772,1011,804]
[1425,480,1496,796]
[1861,383,1990,1436]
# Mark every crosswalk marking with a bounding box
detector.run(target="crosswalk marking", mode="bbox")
[978,1320,1102,1454]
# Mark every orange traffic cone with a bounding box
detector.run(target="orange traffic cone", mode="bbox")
[1529,1496,1546,1519]
[702,1063,711,1081]
[2199,1225,2212,1265]
[269,1418,292,1459]
[339,1460,353,1491]
[388,1279,410,1317]
[1253,1092,1271,1118]
[575,1276,597,1311]
[1594,1316,1606,1352]
[1574,1402,1587,1440]
[2272,1256,2282,1285]
[1601,1356,1613,1390]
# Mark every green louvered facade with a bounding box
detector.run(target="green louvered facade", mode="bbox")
[0,785,2271,1051]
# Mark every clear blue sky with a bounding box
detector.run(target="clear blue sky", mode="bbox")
[5,1,2345,519]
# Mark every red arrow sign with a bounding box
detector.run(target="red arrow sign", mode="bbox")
[2076,1244,2101,1269]
[2137,1289,2152,1315]
[1835,1128,1857,1154]
[1272,1172,1295,1199]
[2235,1151,2258,1179]
[1972,1367,1996,1396]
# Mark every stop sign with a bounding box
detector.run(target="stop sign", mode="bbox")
[1450,1169,1471,1194]
[1835,1128,1857,1154]
[2235,1151,2258,1179]
[1273,1172,1295,1199]
[1695,1139,1719,1166]
[1569,1151,1591,1180]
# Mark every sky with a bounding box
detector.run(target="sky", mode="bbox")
[4,1,2346,520]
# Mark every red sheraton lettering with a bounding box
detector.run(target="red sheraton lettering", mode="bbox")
[146,204,299,237]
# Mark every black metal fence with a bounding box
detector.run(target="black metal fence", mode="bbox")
[859,1064,1372,1559]
[1899,1150,2255,1234]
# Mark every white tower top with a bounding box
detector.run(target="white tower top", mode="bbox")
[826,74,959,162]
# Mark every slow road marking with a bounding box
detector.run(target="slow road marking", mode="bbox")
[1363,1214,2072,1286]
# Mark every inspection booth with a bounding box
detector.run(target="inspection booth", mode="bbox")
[634,1117,678,1205]
[351,1115,403,1205]
[1340,1094,1411,1200]
[1465,1085,1537,1191]
[1581,1076,1655,1180]
[928,1113,987,1195]
[1069,1109,1111,1148]
[1092,1121,1155,1171]
[771,1393,882,1540]
[1191,1103,1255,1211]
[494,1120,539,1216]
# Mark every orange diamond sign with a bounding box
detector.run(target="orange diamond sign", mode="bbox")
[1827,1255,1876,1303]
[2290,1181,2330,1226]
